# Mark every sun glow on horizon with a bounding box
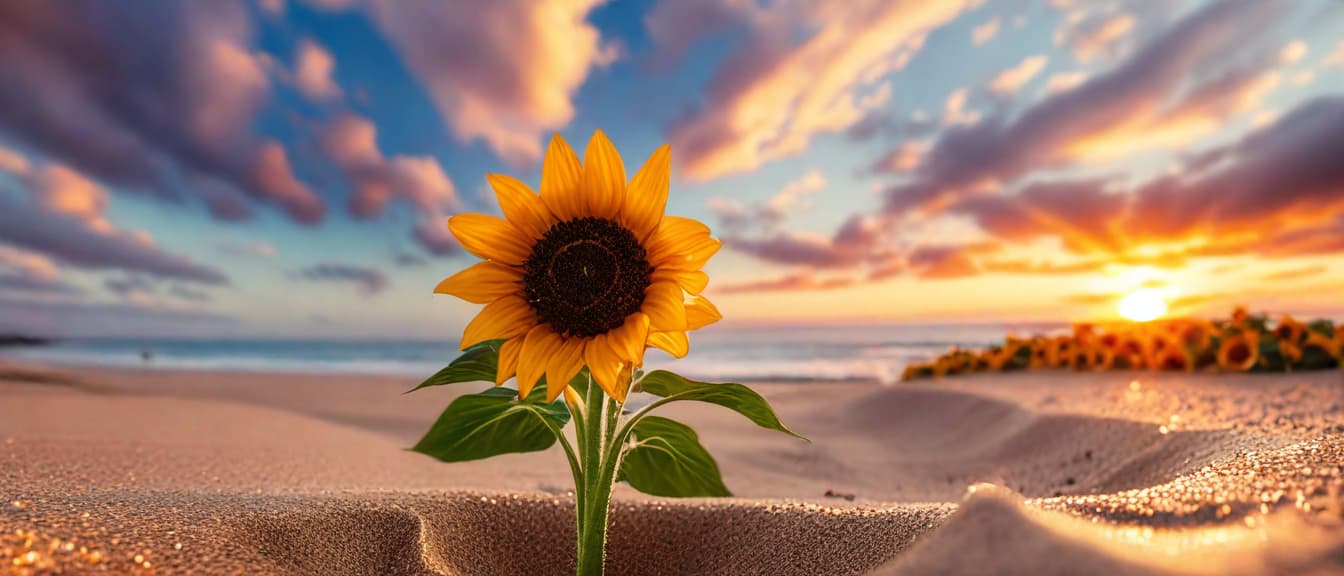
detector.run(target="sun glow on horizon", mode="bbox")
[1116,288,1169,322]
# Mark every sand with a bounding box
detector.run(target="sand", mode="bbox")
[2,361,1343,574]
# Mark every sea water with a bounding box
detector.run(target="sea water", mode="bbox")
[0,322,1065,384]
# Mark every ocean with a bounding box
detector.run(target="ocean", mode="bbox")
[0,323,1066,384]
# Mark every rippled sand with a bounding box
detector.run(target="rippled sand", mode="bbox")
[2,362,1342,574]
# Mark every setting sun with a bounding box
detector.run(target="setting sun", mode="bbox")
[1116,289,1168,322]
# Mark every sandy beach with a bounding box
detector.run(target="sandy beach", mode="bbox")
[3,361,1344,574]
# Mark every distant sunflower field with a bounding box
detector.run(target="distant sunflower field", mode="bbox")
[902,308,1344,380]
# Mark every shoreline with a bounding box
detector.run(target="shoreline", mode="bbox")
[3,360,1344,574]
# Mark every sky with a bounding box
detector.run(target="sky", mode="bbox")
[1,0,1343,340]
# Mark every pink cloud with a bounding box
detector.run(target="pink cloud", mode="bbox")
[320,113,461,254]
[0,162,228,284]
[367,0,618,164]
[293,38,343,102]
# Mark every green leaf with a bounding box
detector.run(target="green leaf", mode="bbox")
[619,416,731,497]
[407,339,504,393]
[412,385,569,462]
[637,370,807,441]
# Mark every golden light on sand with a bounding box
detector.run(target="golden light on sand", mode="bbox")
[1116,289,1168,322]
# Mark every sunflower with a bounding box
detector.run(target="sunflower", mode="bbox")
[435,132,721,403]
[1052,336,1076,368]
[1153,346,1194,372]
[1272,315,1305,345]
[1217,329,1259,372]
[1073,344,1113,372]
[1301,332,1341,369]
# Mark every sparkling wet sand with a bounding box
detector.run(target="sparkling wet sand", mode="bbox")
[2,361,1343,574]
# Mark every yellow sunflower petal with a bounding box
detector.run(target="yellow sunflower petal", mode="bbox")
[496,336,523,386]
[460,295,534,350]
[609,313,651,366]
[448,214,532,265]
[641,282,687,332]
[646,217,721,270]
[488,173,552,240]
[582,130,626,220]
[546,337,586,402]
[584,335,625,399]
[623,144,670,241]
[433,261,522,304]
[517,324,561,399]
[685,295,722,330]
[613,363,635,403]
[647,331,689,358]
[541,134,584,221]
[651,268,708,294]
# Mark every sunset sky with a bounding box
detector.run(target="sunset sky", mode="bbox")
[1,0,1342,339]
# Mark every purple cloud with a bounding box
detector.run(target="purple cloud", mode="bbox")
[0,1,325,224]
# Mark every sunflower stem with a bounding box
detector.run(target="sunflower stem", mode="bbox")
[576,373,610,576]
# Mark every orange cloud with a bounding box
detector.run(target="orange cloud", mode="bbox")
[990,55,1048,94]
[717,272,856,295]
[665,0,969,181]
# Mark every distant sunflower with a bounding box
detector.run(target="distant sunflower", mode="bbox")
[1153,346,1194,372]
[435,132,721,402]
[1217,329,1259,372]
[1272,315,1305,345]
[1301,332,1341,369]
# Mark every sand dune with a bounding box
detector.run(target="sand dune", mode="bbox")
[2,362,1343,574]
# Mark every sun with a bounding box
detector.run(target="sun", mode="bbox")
[1116,288,1168,322]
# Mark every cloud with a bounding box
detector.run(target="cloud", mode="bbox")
[1127,96,1344,245]
[716,272,856,294]
[366,0,617,165]
[883,1,1284,214]
[169,284,213,303]
[1262,265,1327,282]
[989,55,1048,94]
[706,197,750,228]
[906,243,998,279]
[947,95,1344,263]
[0,2,326,224]
[661,0,970,181]
[762,170,826,221]
[870,142,927,173]
[0,163,229,284]
[0,295,233,338]
[1280,40,1308,64]
[1324,40,1344,68]
[103,275,156,299]
[1056,11,1134,62]
[218,241,278,258]
[0,246,80,295]
[319,113,461,254]
[393,251,427,267]
[258,0,286,17]
[1043,71,1089,95]
[643,0,749,69]
[942,88,979,125]
[972,18,1000,45]
[725,214,880,267]
[294,38,343,102]
[297,262,389,295]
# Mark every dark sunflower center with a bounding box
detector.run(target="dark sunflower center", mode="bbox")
[523,217,652,338]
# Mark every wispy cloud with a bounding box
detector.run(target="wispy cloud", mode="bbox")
[296,262,389,296]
